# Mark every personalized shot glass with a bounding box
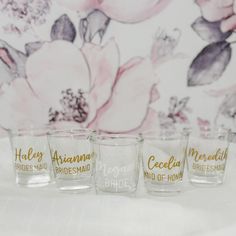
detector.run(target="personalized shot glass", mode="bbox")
[91,133,142,194]
[142,131,188,194]
[48,129,94,192]
[9,127,53,187]
[186,128,229,186]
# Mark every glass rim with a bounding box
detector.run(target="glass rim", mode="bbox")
[186,127,230,138]
[48,128,94,137]
[91,132,143,146]
[8,125,50,136]
[141,130,188,140]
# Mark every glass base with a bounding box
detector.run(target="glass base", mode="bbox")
[96,188,137,196]
[189,174,223,186]
[56,179,93,193]
[145,182,182,196]
[16,173,51,187]
[95,184,137,195]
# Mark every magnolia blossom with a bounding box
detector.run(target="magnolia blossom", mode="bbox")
[55,0,172,23]
[0,39,160,133]
[196,0,236,32]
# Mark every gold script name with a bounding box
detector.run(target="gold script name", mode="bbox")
[148,155,181,170]
[15,148,44,163]
[188,147,228,162]
[52,150,91,166]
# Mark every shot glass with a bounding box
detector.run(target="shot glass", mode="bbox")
[48,129,94,192]
[91,133,142,194]
[186,128,229,186]
[9,127,53,187]
[142,130,188,194]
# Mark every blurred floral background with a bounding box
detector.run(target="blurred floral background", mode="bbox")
[0,0,236,134]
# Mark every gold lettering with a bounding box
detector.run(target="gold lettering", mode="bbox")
[167,172,183,182]
[52,150,91,167]
[192,163,226,172]
[28,147,33,160]
[144,171,155,180]
[188,148,199,160]
[148,155,155,170]
[147,155,181,171]
[15,147,44,163]
[188,147,228,162]
[55,164,91,175]
[15,148,22,162]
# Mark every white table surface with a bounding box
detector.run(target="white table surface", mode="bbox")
[0,137,236,236]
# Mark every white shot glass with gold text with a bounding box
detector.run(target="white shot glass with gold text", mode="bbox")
[9,127,53,187]
[48,129,94,192]
[186,128,229,186]
[142,130,188,195]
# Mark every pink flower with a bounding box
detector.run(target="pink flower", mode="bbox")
[55,0,172,23]
[0,39,159,133]
[196,0,236,32]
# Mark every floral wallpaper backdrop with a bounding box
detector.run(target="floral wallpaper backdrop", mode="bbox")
[0,0,236,134]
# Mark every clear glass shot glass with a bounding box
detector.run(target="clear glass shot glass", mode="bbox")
[9,127,53,187]
[142,130,188,195]
[48,129,94,192]
[91,133,142,194]
[186,128,229,186]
